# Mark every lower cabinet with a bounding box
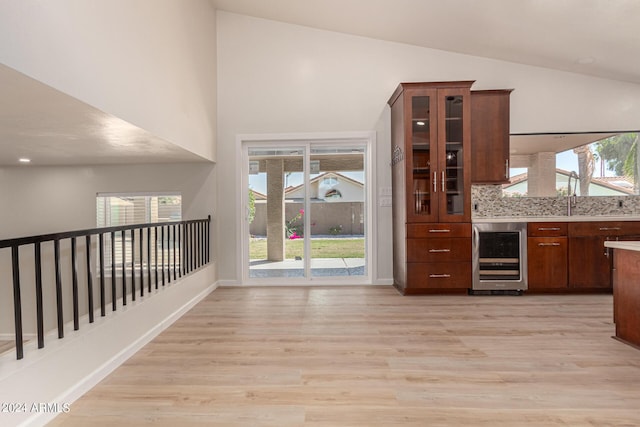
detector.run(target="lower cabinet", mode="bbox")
[527,223,568,291]
[403,223,471,294]
[568,221,640,290]
[567,235,611,289]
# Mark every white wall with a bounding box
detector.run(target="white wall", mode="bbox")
[0,0,217,160]
[216,11,640,283]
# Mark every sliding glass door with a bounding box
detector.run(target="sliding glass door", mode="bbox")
[245,142,367,282]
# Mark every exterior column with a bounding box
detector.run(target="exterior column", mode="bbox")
[528,152,557,197]
[266,159,285,261]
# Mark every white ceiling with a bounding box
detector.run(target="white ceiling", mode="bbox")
[2,1,639,166]
[211,0,640,84]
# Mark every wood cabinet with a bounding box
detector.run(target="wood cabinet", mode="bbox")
[568,221,640,290]
[389,81,473,294]
[609,246,640,348]
[404,223,472,294]
[389,81,473,225]
[527,222,568,291]
[470,89,513,184]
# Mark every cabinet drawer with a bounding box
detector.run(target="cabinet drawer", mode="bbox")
[407,262,471,289]
[407,238,471,262]
[407,223,471,238]
[528,222,567,237]
[568,221,640,237]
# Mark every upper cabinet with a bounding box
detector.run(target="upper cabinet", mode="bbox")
[470,89,513,184]
[388,81,473,224]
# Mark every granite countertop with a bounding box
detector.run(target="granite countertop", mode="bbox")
[472,216,640,223]
[604,241,640,252]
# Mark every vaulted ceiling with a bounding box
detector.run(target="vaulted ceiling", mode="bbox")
[211,0,640,84]
[2,1,639,165]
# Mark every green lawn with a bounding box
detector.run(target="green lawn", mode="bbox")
[250,238,364,259]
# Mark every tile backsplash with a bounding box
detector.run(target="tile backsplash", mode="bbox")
[472,185,640,218]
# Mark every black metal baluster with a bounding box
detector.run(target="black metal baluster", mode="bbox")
[200,221,204,267]
[192,222,196,272]
[147,227,152,293]
[178,224,182,278]
[161,225,165,286]
[54,239,64,338]
[121,230,127,306]
[167,225,171,284]
[71,237,79,331]
[139,228,144,297]
[11,245,24,360]
[34,242,44,348]
[196,222,201,268]
[172,224,177,281]
[154,226,158,289]
[206,216,210,263]
[186,222,191,274]
[86,235,94,323]
[111,231,116,311]
[99,233,106,317]
[182,223,186,275]
[131,229,136,301]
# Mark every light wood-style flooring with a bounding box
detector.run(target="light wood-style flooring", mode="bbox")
[50,286,640,426]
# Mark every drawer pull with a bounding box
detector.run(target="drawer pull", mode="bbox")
[599,227,622,231]
[429,274,451,278]
[537,227,560,231]
[538,242,561,247]
[429,229,451,233]
[429,249,451,253]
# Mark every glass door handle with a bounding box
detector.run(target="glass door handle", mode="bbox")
[433,171,437,193]
[441,171,445,192]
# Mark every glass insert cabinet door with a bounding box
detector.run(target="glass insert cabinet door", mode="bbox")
[442,92,466,218]
[410,94,434,218]
[406,86,469,222]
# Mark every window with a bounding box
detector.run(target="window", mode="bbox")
[96,193,182,269]
[322,176,338,186]
[97,193,182,227]
[505,132,640,197]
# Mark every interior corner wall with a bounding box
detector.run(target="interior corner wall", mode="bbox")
[0,0,217,161]
[215,11,640,283]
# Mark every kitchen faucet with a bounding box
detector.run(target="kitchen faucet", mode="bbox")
[567,171,578,216]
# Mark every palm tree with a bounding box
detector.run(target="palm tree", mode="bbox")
[573,144,594,195]
[595,133,639,193]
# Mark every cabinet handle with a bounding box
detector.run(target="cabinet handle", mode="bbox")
[433,171,437,193]
[505,159,509,179]
[538,242,561,247]
[428,229,451,233]
[441,171,445,192]
[429,249,451,253]
[599,227,621,231]
[429,274,451,278]
[538,227,560,231]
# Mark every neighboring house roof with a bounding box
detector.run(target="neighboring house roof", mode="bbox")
[503,168,635,196]
[285,172,364,201]
[250,189,267,200]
